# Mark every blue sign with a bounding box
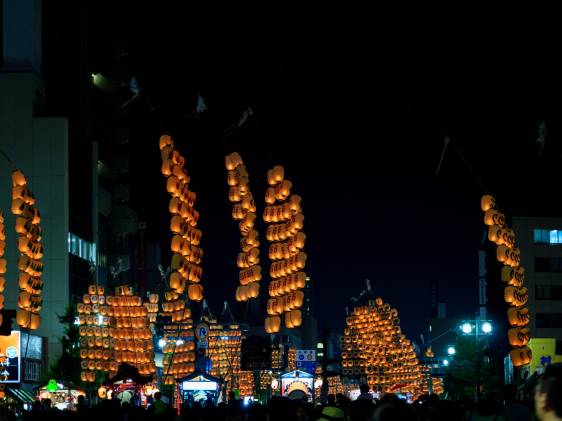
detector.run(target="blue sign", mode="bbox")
[296,361,316,375]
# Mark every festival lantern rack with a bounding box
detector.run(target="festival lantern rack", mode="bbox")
[11,169,43,330]
[259,371,273,392]
[328,376,344,396]
[224,152,262,303]
[159,135,204,304]
[162,339,196,384]
[237,371,254,397]
[287,347,296,371]
[481,195,532,367]
[207,324,242,387]
[271,345,282,370]
[263,165,307,332]
[107,285,156,376]
[78,284,111,383]
[78,284,157,383]
[341,298,424,397]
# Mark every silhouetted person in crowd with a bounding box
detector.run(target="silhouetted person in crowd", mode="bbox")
[371,397,419,421]
[76,395,89,416]
[151,391,166,415]
[350,384,375,421]
[535,363,562,421]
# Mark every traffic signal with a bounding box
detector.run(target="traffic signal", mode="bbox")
[0,309,15,336]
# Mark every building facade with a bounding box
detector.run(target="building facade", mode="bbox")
[512,217,562,349]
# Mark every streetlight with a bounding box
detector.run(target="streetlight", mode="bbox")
[447,346,456,356]
[461,322,472,334]
[481,322,492,334]
[443,359,449,366]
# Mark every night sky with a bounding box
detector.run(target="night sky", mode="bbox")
[83,9,562,341]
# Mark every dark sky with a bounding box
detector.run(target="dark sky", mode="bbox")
[83,8,562,341]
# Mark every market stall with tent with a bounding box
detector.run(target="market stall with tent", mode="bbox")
[98,363,156,406]
[280,370,313,401]
[177,371,222,405]
[37,379,86,411]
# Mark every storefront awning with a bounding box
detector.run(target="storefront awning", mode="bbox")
[7,387,36,403]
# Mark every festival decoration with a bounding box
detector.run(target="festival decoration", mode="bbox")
[481,195,532,367]
[263,166,307,332]
[160,134,204,302]
[225,152,262,302]
[341,299,423,396]
[11,170,43,329]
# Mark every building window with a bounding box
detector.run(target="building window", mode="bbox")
[535,258,562,272]
[24,359,42,382]
[68,233,97,264]
[536,285,562,300]
[534,229,562,245]
[536,313,562,328]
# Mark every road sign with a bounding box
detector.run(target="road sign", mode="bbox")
[296,361,317,374]
[296,350,316,362]
[195,322,210,349]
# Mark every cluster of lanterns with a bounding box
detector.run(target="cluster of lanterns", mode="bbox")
[271,345,282,370]
[160,290,191,324]
[481,195,532,367]
[162,339,196,381]
[258,371,273,391]
[160,135,204,303]
[77,284,156,382]
[288,347,296,371]
[108,286,155,375]
[341,299,423,396]
[225,153,262,303]
[328,376,344,396]
[78,285,109,382]
[237,371,254,397]
[0,211,5,316]
[11,169,43,330]
[263,165,306,332]
[207,327,242,383]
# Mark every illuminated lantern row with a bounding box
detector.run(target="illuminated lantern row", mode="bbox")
[0,211,6,316]
[11,170,43,330]
[145,293,159,327]
[259,371,273,391]
[78,285,111,383]
[328,376,344,396]
[481,195,532,367]
[108,285,156,375]
[238,371,254,397]
[225,152,262,303]
[161,329,196,386]
[161,290,192,324]
[263,165,306,332]
[341,299,424,397]
[162,339,196,379]
[160,135,204,302]
[288,347,296,371]
[271,345,282,370]
[207,326,242,385]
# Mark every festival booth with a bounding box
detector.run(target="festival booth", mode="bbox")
[98,363,156,407]
[37,380,86,411]
[177,371,222,405]
[280,370,313,401]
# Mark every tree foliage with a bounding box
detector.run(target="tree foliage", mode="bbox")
[444,336,503,400]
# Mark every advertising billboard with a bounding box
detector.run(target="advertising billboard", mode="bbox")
[0,331,21,383]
